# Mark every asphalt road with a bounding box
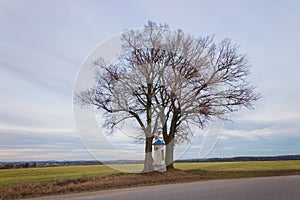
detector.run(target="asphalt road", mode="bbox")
[28,175,300,200]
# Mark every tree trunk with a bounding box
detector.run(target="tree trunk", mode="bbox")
[165,139,174,170]
[142,136,154,172]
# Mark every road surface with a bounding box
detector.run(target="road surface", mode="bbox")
[28,175,300,200]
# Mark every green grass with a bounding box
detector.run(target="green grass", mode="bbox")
[0,161,299,187]
[175,160,300,171]
[0,165,118,187]
[107,164,143,173]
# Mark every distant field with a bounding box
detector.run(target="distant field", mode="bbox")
[175,160,300,171]
[1,161,300,187]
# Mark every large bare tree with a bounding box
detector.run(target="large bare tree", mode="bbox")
[75,21,260,171]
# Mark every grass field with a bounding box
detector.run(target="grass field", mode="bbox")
[1,160,299,199]
[175,160,300,171]
[0,164,146,187]
[0,165,117,187]
[1,160,299,187]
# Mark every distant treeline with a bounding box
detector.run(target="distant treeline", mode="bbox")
[0,160,103,169]
[1,155,299,169]
[175,155,300,163]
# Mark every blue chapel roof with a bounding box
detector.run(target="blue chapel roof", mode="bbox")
[153,139,165,145]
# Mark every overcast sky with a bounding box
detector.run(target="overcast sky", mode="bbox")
[1,0,300,162]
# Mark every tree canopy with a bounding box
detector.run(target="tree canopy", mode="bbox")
[75,22,260,171]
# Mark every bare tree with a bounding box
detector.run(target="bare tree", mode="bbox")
[75,21,260,171]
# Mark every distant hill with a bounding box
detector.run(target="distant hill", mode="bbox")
[175,155,300,163]
[1,155,299,169]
